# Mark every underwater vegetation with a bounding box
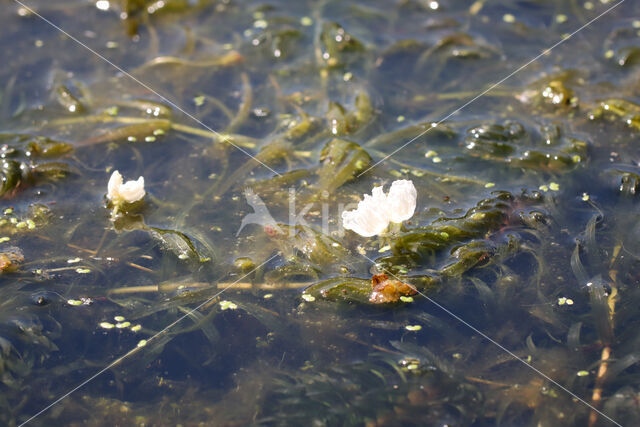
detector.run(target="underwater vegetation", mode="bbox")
[1,0,640,425]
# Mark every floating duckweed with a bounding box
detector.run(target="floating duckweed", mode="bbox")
[105,106,118,116]
[485,182,495,188]
[503,14,516,23]
[343,72,353,81]
[263,293,273,299]
[15,221,27,229]
[549,182,560,191]
[67,299,83,306]
[0,219,6,226]
[397,115,405,123]
[577,370,590,377]
[114,315,125,322]
[127,136,137,142]
[400,296,414,303]
[130,324,142,332]
[405,325,422,331]
[605,50,615,59]
[555,14,567,24]
[253,19,268,29]
[193,95,205,106]
[4,208,13,215]
[100,322,115,329]
[432,157,442,163]
[9,218,17,224]
[116,321,131,328]
[440,231,450,239]
[582,193,590,201]
[378,245,391,253]
[220,300,238,310]
[0,237,9,243]
[75,268,91,274]
[584,1,594,10]
[137,339,147,348]
[301,294,316,302]
[153,129,165,136]
[539,185,549,192]
[425,150,438,158]
[407,363,419,370]
[558,297,574,306]
[144,136,156,142]
[633,20,640,29]
[26,219,36,230]
[572,154,582,163]
[67,257,81,264]
[300,16,313,26]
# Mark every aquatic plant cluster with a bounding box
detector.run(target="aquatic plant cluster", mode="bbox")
[2,0,640,425]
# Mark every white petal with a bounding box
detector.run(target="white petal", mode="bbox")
[386,179,417,223]
[107,171,123,201]
[118,177,145,203]
[341,186,390,237]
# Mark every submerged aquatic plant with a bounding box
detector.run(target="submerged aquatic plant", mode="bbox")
[341,179,417,237]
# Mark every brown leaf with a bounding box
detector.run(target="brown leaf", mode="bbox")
[369,273,417,304]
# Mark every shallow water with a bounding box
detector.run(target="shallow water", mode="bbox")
[1,0,640,425]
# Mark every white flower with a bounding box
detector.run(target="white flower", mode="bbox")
[341,180,417,237]
[386,179,417,223]
[107,170,145,204]
[341,187,390,237]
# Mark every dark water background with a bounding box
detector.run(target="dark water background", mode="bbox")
[1,0,640,425]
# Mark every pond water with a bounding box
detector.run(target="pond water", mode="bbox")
[1,0,640,425]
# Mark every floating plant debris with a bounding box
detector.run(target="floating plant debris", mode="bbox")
[369,273,418,304]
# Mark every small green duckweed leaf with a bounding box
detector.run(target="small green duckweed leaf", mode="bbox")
[301,294,316,302]
[220,300,238,310]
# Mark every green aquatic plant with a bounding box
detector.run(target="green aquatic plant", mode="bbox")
[0,134,74,197]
